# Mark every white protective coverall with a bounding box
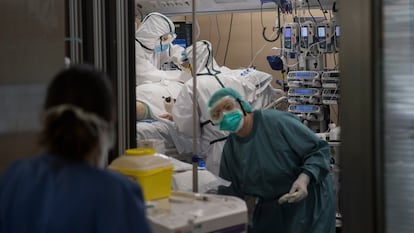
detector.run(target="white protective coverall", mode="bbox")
[135,12,191,85]
[172,40,279,175]
[135,12,193,155]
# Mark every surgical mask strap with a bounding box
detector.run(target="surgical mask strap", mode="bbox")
[236,99,247,116]
[136,38,153,52]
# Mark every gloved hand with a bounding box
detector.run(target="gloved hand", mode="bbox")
[278,173,310,204]
[169,45,185,67]
[178,50,192,72]
[180,50,188,63]
[162,96,175,114]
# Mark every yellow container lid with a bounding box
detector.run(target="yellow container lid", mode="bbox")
[109,154,172,171]
[125,148,156,156]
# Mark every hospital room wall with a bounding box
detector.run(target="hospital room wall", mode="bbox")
[0,0,65,173]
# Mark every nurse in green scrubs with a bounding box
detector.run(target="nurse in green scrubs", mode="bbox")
[208,88,335,233]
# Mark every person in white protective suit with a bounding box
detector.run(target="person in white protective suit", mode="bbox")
[135,12,191,85]
[172,40,281,175]
[135,12,193,154]
[135,12,187,120]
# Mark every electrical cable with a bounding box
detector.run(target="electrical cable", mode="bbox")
[223,13,233,66]
[317,0,328,20]
[195,17,200,41]
[261,4,281,42]
[306,0,317,23]
[306,32,335,59]
[250,12,253,62]
[247,30,277,68]
[215,14,221,59]
[208,15,212,43]
[328,6,332,19]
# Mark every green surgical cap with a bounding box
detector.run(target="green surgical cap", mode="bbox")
[208,88,252,112]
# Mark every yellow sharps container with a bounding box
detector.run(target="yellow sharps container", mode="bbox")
[108,148,173,201]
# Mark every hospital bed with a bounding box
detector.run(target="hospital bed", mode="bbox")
[137,118,193,161]
[136,80,194,160]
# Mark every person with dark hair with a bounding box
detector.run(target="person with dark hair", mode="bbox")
[0,65,152,233]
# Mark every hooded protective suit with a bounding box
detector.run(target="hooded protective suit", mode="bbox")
[135,13,193,155]
[135,12,191,85]
[172,40,278,175]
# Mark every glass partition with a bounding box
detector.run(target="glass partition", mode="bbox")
[383,1,414,232]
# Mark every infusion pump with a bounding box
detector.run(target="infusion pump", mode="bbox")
[317,20,335,53]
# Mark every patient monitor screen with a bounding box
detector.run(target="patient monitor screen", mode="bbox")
[173,22,192,48]
[284,27,292,49]
[317,26,326,49]
[317,26,326,38]
[172,38,187,48]
[301,26,309,48]
[301,27,308,37]
[335,25,340,49]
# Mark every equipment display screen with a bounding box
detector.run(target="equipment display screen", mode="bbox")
[295,105,318,112]
[285,27,291,38]
[294,88,315,95]
[172,38,187,48]
[290,71,318,78]
[335,25,340,36]
[301,27,308,37]
[318,26,326,37]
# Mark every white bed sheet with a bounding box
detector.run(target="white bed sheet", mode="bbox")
[136,118,193,156]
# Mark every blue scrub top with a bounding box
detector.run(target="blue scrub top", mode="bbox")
[0,154,152,233]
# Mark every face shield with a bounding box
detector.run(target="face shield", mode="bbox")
[153,33,177,53]
[135,12,176,51]
[208,87,253,115]
[209,96,240,124]
[209,96,245,132]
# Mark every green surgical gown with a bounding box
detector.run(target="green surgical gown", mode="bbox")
[218,110,335,233]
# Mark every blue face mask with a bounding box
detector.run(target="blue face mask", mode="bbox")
[154,43,169,52]
[219,109,244,132]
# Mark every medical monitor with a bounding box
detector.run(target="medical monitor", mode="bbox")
[173,22,192,48]
[285,27,291,37]
[335,25,340,50]
[335,25,340,37]
[172,38,187,48]
[284,27,292,49]
[301,26,308,37]
[317,26,326,38]
[317,26,326,49]
[301,26,309,48]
